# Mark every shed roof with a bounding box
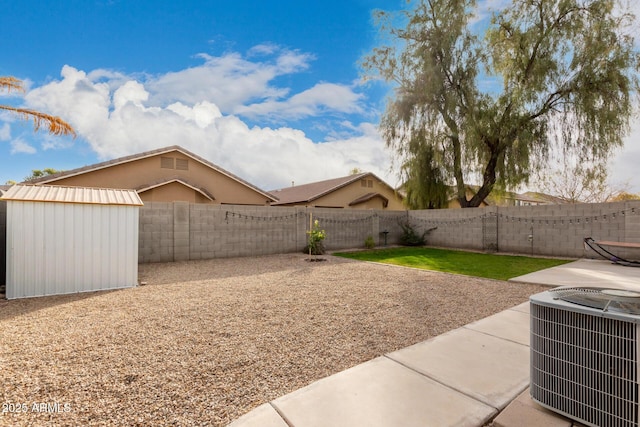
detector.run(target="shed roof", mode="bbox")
[0,184,143,206]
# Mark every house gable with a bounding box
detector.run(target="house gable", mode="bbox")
[349,192,389,209]
[137,179,214,204]
[271,173,404,210]
[27,146,276,205]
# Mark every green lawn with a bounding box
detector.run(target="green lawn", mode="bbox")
[333,247,572,281]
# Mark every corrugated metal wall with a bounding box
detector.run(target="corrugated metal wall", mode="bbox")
[6,201,139,299]
[0,200,6,288]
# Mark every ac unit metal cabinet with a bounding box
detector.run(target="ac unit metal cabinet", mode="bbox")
[530,287,640,427]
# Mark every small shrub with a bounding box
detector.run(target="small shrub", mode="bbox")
[398,220,435,246]
[304,219,326,255]
[364,235,375,249]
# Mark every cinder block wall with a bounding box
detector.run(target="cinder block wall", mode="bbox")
[409,206,495,251]
[621,200,640,260]
[0,200,6,286]
[190,204,303,259]
[138,204,410,263]
[138,200,640,263]
[139,202,174,263]
[497,202,631,258]
[406,201,640,258]
[307,208,407,251]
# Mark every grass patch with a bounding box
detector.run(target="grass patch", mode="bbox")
[333,247,572,281]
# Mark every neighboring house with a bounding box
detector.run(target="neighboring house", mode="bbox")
[395,183,564,209]
[446,187,565,208]
[482,190,566,207]
[270,172,405,210]
[25,145,277,205]
[446,187,490,208]
[506,191,566,206]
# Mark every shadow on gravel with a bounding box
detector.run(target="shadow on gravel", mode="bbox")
[0,254,354,320]
[137,253,353,285]
[0,289,119,321]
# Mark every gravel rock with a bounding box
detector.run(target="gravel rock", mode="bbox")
[0,254,549,426]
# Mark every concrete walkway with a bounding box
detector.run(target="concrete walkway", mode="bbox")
[228,259,640,427]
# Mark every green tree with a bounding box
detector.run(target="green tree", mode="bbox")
[363,0,640,207]
[24,168,62,182]
[402,143,449,209]
[1,76,75,137]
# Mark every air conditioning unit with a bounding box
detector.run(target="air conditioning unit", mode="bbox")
[530,287,640,427]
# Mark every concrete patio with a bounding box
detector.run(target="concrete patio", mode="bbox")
[228,259,640,427]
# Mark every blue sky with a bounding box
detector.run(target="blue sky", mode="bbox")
[2,0,639,193]
[0,0,404,190]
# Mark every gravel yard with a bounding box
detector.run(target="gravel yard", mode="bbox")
[0,253,550,426]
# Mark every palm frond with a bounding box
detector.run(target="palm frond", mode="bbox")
[0,105,76,137]
[1,76,76,138]
[0,76,25,93]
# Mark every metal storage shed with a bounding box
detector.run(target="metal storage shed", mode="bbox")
[1,184,143,299]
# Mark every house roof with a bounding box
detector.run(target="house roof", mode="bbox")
[518,191,566,204]
[0,184,143,206]
[0,184,11,196]
[349,192,389,208]
[25,145,277,202]
[269,172,394,205]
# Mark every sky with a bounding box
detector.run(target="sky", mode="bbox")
[1,0,639,194]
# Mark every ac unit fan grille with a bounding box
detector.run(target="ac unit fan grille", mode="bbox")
[531,302,639,427]
[553,287,640,315]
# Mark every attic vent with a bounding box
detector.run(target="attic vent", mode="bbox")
[361,179,367,187]
[176,158,189,171]
[161,157,174,169]
[368,180,373,188]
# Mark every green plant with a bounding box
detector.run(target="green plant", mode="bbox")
[364,235,375,249]
[304,219,326,255]
[398,220,434,246]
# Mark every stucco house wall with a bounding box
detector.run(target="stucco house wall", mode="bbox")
[271,173,405,210]
[27,146,276,206]
[311,177,404,210]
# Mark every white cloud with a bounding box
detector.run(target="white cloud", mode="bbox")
[0,123,10,141]
[40,133,75,151]
[471,0,511,25]
[19,48,395,191]
[112,80,149,110]
[10,138,36,154]
[146,48,314,112]
[611,121,640,194]
[237,82,364,119]
[247,43,279,56]
[25,65,111,143]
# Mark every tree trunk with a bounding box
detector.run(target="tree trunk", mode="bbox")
[459,143,499,208]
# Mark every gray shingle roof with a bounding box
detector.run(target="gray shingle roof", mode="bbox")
[269,172,400,206]
[269,173,371,205]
